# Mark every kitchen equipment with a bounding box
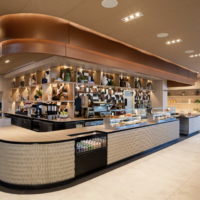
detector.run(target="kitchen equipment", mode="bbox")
[75,96,82,115]
[32,103,48,118]
[51,104,57,115]
[75,111,80,117]
[47,103,52,115]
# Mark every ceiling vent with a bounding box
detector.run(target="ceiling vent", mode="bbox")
[102,0,118,8]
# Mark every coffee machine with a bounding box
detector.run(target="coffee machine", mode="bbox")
[32,103,48,118]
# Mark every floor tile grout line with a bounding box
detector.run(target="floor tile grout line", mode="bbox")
[182,168,200,190]
[95,182,129,200]
[166,165,200,199]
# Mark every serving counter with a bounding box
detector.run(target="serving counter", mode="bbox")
[0,119,179,189]
[177,115,200,135]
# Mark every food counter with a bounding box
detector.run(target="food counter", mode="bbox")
[177,114,200,135]
[0,118,179,189]
[4,112,104,132]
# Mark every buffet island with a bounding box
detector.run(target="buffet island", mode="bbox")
[0,108,179,189]
[176,111,200,135]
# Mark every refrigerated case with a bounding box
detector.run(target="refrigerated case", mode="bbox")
[147,107,176,123]
[103,108,147,130]
[74,131,107,176]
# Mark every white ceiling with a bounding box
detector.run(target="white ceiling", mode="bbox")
[0,0,200,74]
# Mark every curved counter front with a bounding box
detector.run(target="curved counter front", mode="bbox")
[0,120,180,189]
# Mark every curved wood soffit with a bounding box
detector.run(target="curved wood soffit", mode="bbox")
[0,14,197,84]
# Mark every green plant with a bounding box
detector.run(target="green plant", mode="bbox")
[107,80,115,86]
[27,88,30,95]
[36,89,43,97]
[63,68,76,76]
[79,75,87,80]
[194,99,200,103]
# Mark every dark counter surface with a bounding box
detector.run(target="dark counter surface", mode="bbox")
[0,119,178,143]
[4,112,103,123]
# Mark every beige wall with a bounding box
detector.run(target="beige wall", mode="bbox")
[151,80,167,108]
[0,75,12,113]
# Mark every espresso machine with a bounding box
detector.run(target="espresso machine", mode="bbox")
[32,103,48,118]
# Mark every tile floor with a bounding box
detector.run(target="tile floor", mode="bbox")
[1,134,200,200]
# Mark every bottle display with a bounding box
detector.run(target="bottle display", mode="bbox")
[76,136,106,153]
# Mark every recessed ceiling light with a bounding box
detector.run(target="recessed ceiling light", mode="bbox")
[157,33,169,38]
[185,50,194,53]
[122,12,143,22]
[5,60,10,63]
[166,39,182,44]
[135,12,140,17]
[102,0,118,8]
[190,54,200,58]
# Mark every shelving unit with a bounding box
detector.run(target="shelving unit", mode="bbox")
[7,65,155,119]
[167,88,200,112]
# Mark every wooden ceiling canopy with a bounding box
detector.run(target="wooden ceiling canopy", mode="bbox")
[0,13,197,85]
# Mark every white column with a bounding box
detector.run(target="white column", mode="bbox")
[151,80,167,108]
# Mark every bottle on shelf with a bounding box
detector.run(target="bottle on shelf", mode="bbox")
[76,136,106,153]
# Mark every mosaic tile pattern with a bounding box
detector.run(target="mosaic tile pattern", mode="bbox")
[0,141,75,185]
[107,121,179,165]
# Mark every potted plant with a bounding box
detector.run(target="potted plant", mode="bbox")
[107,80,114,86]
[78,75,87,83]
[36,89,43,99]
[61,68,76,82]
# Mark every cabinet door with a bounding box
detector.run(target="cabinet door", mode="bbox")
[17,117,22,126]
[63,122,76,129]
[21,118,26,128]
[40,121,53,132]
[13,117,18,126]
[27,119,32,130]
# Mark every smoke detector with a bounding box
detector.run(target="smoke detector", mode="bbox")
[102,0,118,8]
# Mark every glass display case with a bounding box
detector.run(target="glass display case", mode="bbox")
[147,107,176,123]
[103,109,147,130]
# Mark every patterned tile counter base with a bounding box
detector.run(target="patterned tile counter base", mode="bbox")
[0,141,75,186]
[107,120,179,165]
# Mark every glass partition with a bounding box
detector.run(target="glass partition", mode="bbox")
[104,108,147,129]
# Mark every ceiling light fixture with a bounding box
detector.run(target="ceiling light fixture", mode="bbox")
[5,60,10,63]
[190,54,200,58]
[166,39,182,44]
[122,12,143,22]
[102,0,118,8]
[157,33,169,38]
[185,50,194,53]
